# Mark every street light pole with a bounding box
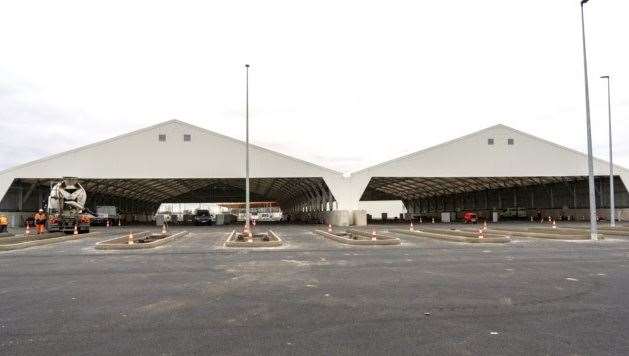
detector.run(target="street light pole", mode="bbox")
[580,0,598,240]
[245,64,251,234]
[601,75,615,227]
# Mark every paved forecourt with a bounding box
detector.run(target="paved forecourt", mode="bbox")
[1,223,629,355]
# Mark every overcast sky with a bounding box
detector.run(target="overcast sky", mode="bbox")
[1,0,628,174]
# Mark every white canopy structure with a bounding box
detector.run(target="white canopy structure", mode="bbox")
[347,124,629,222]
[1,121,628,226]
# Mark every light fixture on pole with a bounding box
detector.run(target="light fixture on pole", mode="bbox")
[245,64,251,234]
[580,0,598,240]
[601,75,615,227]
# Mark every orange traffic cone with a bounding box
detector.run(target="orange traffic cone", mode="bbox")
[432,218,435,224]
[328,224,332,232]
[419,217,423,224]
[25,222,31,235]
[478,228,484,239]
[106,220,110,228]
[410,221,414,231]
[118,220,121,227]
[552,220,557,229]
[372,230,377,241]
[162,224,167,234]
[483,221,488,231]
[73,224,78,235]
[128,232,134,245]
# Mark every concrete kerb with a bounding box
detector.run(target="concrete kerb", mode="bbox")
[412,226,507,239]
[525,227,591,236]
[487,228,590,240]
[224,230,283,248]
[95,231,189,250]
[0,231,103,251]
[543,225,629,236]
[315,229,401,245]
[390,228,510,244]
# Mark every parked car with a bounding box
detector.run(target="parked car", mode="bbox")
[194,209,213,226]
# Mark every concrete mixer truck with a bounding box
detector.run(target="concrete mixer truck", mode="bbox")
[46,177,92,234]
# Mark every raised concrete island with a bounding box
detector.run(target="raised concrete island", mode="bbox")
[224,230,283,248]
[391,227,510,243]
[96,231,188,250]
[315,228,401,245]
[0,231,102,251]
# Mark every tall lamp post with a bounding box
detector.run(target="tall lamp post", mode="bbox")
[245,64,251,234]
[580,0,598,240]
[601,75,615,227]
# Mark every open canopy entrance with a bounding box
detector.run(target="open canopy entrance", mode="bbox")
[360,176,629,220]
[0,177,336,219]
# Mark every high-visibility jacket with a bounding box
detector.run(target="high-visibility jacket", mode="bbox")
[34,213,47,225]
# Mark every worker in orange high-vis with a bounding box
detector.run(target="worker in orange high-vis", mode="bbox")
[34,209,47,234]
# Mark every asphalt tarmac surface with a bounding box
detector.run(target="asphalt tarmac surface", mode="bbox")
[1,223,628,355]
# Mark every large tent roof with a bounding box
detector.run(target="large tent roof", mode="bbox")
[1,120,628,211]
[0,120,345,206]
[342,124,629,208]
